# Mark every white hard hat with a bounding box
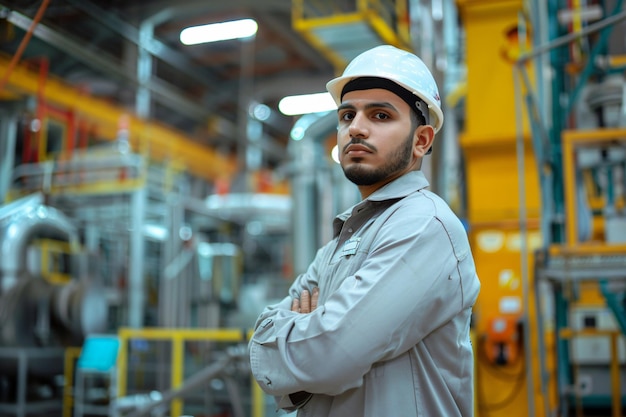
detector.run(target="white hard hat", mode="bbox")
[326,45,444,133]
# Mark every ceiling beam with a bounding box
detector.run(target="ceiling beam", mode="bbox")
[62,0,222,88]
[3,6,210,120]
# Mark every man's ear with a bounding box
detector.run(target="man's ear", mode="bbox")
[413,125,435,158]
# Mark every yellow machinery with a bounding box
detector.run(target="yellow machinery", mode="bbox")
[536,128,626,417]
[456,0,626,416]
[455,0,548,415]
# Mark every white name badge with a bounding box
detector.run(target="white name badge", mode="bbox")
[342,237,361,256]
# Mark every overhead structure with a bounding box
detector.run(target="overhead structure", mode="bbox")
[292,0,411,70]
[0,54,237,184]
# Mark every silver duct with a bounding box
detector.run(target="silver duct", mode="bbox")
[0,193,107,352]
[0,193,79,293]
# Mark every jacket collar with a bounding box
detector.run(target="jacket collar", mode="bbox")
[364,170,430,202]
[333,171,430,232]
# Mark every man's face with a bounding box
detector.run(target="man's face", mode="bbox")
[336,88,418,191]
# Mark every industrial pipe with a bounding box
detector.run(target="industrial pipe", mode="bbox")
[123,345,248,417]
[0,193,79,294]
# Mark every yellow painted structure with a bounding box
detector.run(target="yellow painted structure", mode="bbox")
[113,328,262,417]
[0,53,237,183]
[63,346,82,417]
[292,0,410,71]
[62,329,263,417]
[34,238,74,285]
[561,128,626,247]
[548,128,626,415]
[455,0,551,415]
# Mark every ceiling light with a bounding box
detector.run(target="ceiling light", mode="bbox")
[180,18,258,45]
[278,92,337,116]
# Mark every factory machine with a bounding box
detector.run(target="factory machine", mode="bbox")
[0,142,273,417]
[0,38,318,414]
[0,145,271,417]
[454,0,626,416]
[0,53,264,416]
[0,193,108,416]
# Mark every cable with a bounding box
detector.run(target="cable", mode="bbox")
[0,0,51,92]
[476,355,527,414]
[475,335,528,413]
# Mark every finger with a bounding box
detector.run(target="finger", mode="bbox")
[291,298,300,312]
[300,290,311,313]
[311,287,319,311]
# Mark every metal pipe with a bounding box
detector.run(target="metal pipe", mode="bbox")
[0,193,78,293]
[288,111,338,275]
[516,9,626,64]
[513,61,536,417]
[128,187,146,328]
[564,0,625,117]
[0,102,20,205]
[124,345,247,417]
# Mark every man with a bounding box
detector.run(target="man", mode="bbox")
[249,45,480,416]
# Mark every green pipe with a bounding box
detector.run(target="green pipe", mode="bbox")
[600,280,626,336]
[565,0,625,117]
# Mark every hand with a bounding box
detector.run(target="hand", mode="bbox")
[291,287,319,313]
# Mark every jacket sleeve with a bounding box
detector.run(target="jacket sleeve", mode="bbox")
[248,243,327,401]
[249,204,475,397]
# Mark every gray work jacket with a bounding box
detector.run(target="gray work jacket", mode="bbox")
[249,171,481,416]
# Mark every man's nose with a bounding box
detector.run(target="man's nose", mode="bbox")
[348,113,368,138]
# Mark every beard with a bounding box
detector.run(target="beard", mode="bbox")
[342,131,414,186]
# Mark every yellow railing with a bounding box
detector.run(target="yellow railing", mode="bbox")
[117,327,263,417]
[63,346,82,417]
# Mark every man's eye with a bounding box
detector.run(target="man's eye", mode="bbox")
[340,112,354,121]
[374,112,389,120]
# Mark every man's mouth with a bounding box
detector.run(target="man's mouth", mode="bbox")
[345,144,373,155]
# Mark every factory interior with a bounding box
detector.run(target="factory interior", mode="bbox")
[0,0,625,416]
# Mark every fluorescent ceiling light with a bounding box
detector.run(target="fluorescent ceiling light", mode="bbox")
[180,18,258,45]
[278,92,337,116]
